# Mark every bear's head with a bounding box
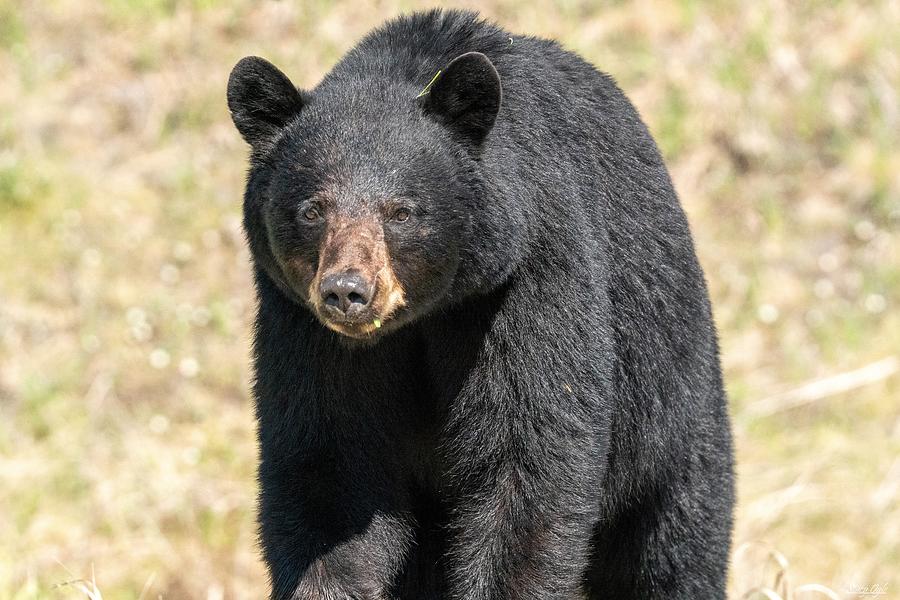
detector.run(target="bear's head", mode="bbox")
[228,53,502,340]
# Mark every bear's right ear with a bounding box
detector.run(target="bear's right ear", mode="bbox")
[227,56,305,150]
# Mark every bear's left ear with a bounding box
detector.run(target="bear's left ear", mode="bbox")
[227,56,305,151]
[419,52,502,147]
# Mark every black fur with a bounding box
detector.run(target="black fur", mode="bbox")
[228,9,734,600]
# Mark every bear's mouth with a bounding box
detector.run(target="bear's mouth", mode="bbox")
[318,315,386,339]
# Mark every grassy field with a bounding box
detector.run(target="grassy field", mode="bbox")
[0,0,897,598]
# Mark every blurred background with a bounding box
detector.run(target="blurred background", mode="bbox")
[0,1,897,598]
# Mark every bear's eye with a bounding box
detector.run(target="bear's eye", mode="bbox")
[302,206,321,222]
[392,208,411,223]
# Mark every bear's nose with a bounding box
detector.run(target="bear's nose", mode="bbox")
[319,272,373,317]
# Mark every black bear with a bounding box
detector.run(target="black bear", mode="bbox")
[227,9,734,600]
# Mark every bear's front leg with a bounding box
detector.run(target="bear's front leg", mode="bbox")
[427,280,612,600]
[259,448,414,600]
[442,432,604,600]
[438,371,608,600]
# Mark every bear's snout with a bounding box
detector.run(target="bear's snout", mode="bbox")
[305,215,406,338]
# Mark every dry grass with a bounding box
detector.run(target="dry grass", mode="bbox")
[1,1,897,598]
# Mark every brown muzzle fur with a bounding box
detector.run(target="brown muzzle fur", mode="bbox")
[308,215,406,337]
